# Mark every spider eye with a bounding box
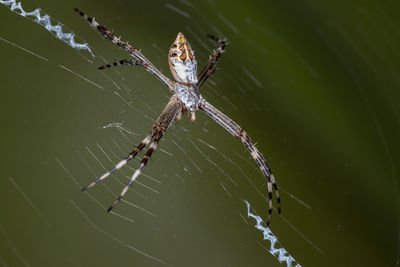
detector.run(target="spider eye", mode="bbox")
[170,53,177,57]
[171,44,177,49]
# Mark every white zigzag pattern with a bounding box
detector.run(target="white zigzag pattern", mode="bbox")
[0,0,94,56]
[244,200,301,267]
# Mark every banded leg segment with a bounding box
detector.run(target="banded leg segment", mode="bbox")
[108,132,163,212]
[199,100,280,226]
[197,35,227,88]
[74,8,173,90]
[98,59,144,70]
[81,129,157,191]
[106,96,182,211]
[82,96,182,211]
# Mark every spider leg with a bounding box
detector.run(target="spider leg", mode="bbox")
[98,59,144,70]
[81,129,157,191]
[74,8,174,90]
[196,35,227,89]
[108,131,163,212]
[174,106,183,122]
[107,96,181,211]
[199,100,280,226]
[82,96,181,210]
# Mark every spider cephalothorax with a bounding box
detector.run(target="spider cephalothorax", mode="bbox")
[76,9,281,226]
[174,82,201,114]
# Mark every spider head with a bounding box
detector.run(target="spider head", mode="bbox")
[169,32,198,84]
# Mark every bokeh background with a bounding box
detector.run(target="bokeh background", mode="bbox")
[0,0,398,266]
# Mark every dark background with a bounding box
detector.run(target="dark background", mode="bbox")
[0,0,398,266]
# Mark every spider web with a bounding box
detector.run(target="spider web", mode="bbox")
[1,0,398,267]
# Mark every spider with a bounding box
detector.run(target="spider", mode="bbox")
[75,8,281,225]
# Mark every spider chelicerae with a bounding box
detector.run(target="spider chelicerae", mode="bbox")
[75,8,281,225]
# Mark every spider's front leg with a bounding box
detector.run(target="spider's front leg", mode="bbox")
[82,96,182,212]
[196,35,227,89]
[199,99,280,226]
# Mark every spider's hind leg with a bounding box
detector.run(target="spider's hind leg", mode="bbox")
[98,59,144,70]
[75,8,174,90]
[196,35,227,88]
[206,35,227,50]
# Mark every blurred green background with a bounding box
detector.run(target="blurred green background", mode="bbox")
[0,0,398,266]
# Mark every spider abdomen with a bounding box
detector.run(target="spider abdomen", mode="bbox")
[168,32,198,84]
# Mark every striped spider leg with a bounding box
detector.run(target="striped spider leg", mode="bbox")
[76,9,281,224]
[98,59,144,70]
[197,36,280,225]
[196,35,227,88]
[74,8,174,92]
[199,100,280,225]
[82,96,181,212]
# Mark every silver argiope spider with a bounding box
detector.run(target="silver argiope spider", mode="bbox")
[75,9,281,225]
